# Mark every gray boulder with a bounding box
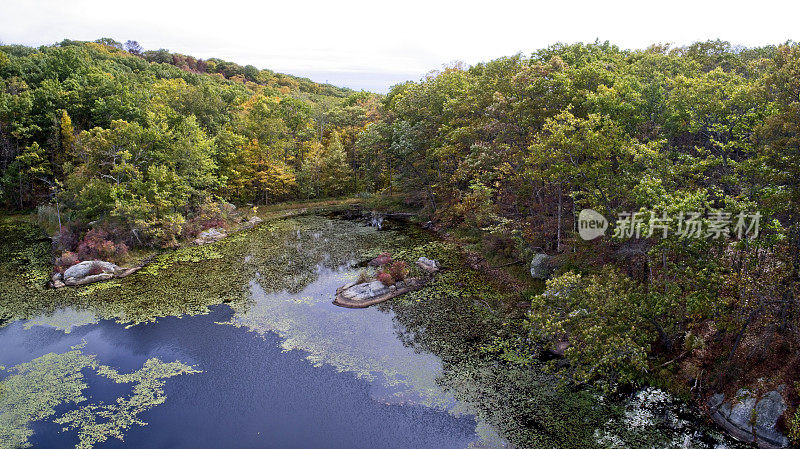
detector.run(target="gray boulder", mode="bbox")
[416,257,440,274]
[51,272,65,288]
[63,260,121,286]
[194,227,227,245]
[709,389,789,448]
[240,216,264,230]
[340,280,393,302]
[530,253,552,279]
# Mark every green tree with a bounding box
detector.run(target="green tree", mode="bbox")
[319,131,350,196]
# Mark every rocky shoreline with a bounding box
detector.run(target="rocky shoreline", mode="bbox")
[50,215,265,289]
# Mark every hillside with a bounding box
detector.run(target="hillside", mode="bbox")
[0,38,382,247]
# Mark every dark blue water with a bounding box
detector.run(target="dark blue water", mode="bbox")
[0,303,481,449]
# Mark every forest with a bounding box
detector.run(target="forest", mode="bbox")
[2,37,800,439]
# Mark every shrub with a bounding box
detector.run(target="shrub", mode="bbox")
[36,204,62,231]
[790,383,800,444]
[369,252,393,267]
[54,225,81,252]
[54,251,79,273]
[528,268,651,385]
[181,220,203,240]
[86,262,106,276]
[441,180,499,229]
[75,228,128,263]
[181,201,234,239]
[356,269,373,284]
[388,261,409,281]
[377,271,395,286]
[137,213,186,248]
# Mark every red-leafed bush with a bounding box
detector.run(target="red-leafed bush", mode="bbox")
[377,271,395,286]
[54,251,79,273]
[86,262,106,276]
[388,261,409,281]
[369,252,393,267]
[75,229,128,263]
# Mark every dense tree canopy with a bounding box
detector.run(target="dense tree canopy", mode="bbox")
[0,38,378,245]
[371,40,800,402]
[3,38,800,415]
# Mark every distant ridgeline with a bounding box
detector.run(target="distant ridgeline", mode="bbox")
[3,38,800,443]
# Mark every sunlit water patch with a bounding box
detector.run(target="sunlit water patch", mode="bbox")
[226,264,462,411]
[23,307,99,334]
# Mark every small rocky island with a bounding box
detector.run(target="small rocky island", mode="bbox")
[333,255,440,308]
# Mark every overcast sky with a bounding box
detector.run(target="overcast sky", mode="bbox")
[2,0,799,93]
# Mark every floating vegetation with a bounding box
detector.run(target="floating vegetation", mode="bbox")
[0,346,92,448]
[0,343,200,448]
[22,308,99,333]
[139,244,224,277]
[55,359,202,449]
[0,216,56,323]
[77,279,122,297]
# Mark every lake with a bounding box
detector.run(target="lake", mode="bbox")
[0,214,744,449]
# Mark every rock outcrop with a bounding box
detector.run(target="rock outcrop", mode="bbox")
[193,227,227,245]
[708,389,789,448]
[530,253,552,279]
[51,272,65,288]
[415,257,440,274]
[62,260,122,286]
[240,216,263,230]
[334,277,427,308]
[342,280,392,301]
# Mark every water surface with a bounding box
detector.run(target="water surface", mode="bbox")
[0,215,501,449]
[0,214,745,449]
[1,304,483,449]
